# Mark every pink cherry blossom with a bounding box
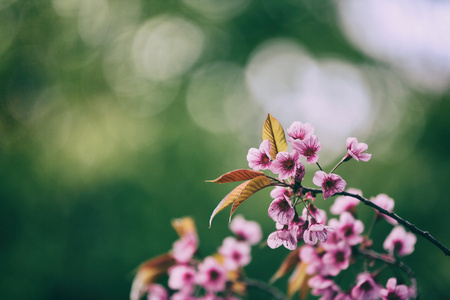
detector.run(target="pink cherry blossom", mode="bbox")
[267,228,297,250]
[292,135,321,164]
[330,188,362,215]
[380,278,410,300]
[168,265,196,292]
[218,237,251,271]
[196,257,227,292]
[268,195,295,225]
[147,284,168,300]
[246,139,272,171]
[321,241,352,276]
[170,291,196,300]
[293,162,306,182]
[345,137,372,162]
[383,226,417,256]
[371,193,397,225]
[172,233,198,264]
[299,245,324,275]
[408,284,417,299]
[286,121,314,142]
[270,150,301,180]
[229,215,262,245]
[334,292,353,300]
[320,229,341,250]
[302,205,327,225]
[328,212,364,246]
[308,275,340,298]
[313,171,347,200]
[270,186,293,199]
[303,224,334,245]
[351,272,382,300]
[288,215,307,242]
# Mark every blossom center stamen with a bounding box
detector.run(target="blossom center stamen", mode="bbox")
[336,251,346,263]
[283,159,294,170]
[209,269,220,281]
[360,281,373,292]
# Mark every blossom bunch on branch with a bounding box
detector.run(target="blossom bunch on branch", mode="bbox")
[204,114,449,299]
[131,114,449,300]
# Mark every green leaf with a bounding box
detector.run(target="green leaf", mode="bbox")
[262,113,287,160]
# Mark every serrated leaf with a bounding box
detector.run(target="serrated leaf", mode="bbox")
[270,248,300,284]
[209,180,251,227]
[230,175,272,219]
[171,217,197,238]
[287,262,311,300]
[262,113,288,159]
[130,253,175,300]
[206,169,265,184]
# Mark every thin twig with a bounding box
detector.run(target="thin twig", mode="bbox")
[300,186,450,257]
[266,175,290,187]
[358,248,417,299]
[243,278,287,300]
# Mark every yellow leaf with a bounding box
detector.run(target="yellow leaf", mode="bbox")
[206,169,265,184]
[230,175,272,219]
[209,175,271,227]
[262,113,288,159]
[287,262,311,299]
[130,253,175,300]
[270,248,300,284]
[209,180,251,227]
[171,217,197,238]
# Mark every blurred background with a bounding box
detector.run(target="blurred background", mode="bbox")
[1,0,449,299]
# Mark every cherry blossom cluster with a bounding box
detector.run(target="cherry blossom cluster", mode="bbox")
[245,120,418,299]
[131,215,262,300]
[299,191,417,299]
[132,115,437,300]
[247,121,370,249]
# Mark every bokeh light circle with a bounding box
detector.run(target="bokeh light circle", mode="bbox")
[132,15,204,81]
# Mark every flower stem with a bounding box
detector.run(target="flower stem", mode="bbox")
[330,156,346,173]
[316,162,323,171]
[365,213,378,238]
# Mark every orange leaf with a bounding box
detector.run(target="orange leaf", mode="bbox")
[287,262,311,299]
[171,217,197,238]
[230,175,272,219]
[206,169,265,184]
[262,113,288,160]
[130,253,175,300]
[209,176,271,227]
[270,248,300,284]
[209,180,251,227]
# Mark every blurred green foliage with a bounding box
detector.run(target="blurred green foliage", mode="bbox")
[0,1,449,299]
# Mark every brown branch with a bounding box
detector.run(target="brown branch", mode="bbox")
[300,186,450,257]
